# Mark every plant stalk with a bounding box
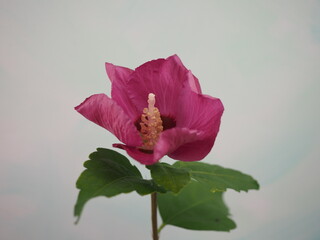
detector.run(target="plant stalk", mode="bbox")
[151,192,159,240]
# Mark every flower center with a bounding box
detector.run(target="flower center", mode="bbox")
[139,93,163,150]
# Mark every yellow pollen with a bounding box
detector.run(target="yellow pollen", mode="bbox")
[140,93,163,150]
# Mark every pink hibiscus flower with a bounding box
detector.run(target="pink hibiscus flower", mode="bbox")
[75,55,224,165]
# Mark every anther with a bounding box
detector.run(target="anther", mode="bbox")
[139,93,163,150]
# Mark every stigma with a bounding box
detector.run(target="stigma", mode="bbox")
[140,93,163,150]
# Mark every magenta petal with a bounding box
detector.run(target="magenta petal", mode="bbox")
[153,128,204,161]
[126,55,190,117]
[113,128,204,165]
[168,138,216,161]
[176,90,224,138]
[187,71,202,94]
[113,144,158,165]
[168,91,223,161]
[105,63,133,83]
[105,63,140,120]
[75,94,142,146]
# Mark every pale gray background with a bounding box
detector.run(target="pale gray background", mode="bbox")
[1,0,320,239]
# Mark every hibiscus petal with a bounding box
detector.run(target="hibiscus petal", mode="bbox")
[187,70,202,94]
[176,90,224,137]
[113,128,204,165]
[126,55,190,117]
[168,138,217,161]
[105,63,133,83]
[105,63,140,120]
[154,128,205,161]
[167,90,223,161]
[75,94,142,146]
[113,144,157,165]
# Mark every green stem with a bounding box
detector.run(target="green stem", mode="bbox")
[151,192,159,240]
[158,223,166,233]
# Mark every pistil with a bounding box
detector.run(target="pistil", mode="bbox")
[140,93,163,150]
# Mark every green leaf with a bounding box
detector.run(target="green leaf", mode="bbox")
[173,161,259,192]
[74,148,165,223]
[147,163,191,193]
[158,180,236,231]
